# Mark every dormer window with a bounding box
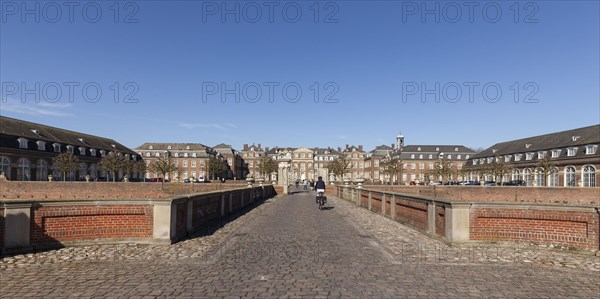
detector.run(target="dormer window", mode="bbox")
[17,138,28,149]
[31,129,40,136]
[155,152,160,157]
[551,149,561,158]
[167,146,172,149]
[418,154,423,159]
[411,154,415,159]
[472,159,478,165]
[572,136,580,142]
[146,152,151,157]
[77,138,85,144]
[428,154,433,159]
[455,147,458,151]
[537,151,546,159]
[479,159,485,165]
[487,157,493,163]
[184,153,189,157]
[125,154,130,159]
[436,147,439,151]
[66,145,75,154]
[492,149,497,154]
[525,153,534,160]
[174,153,179,157]
[567,147,577,157]
[447,155,452,159]
[186,146,191,150]
[417,147,421,151]
[192,153,197,157]
[36,140,46,151]
[100,150,106,157]
[90,148,97,156]
[53,143,61,153]
[111,144,116,148]
[79,147,86,155]
[504,155,511,162]
[585,145,597,155]
[149,145,153,150]
[515,154,522,161]
[132,155,137,161]
[525,144,532,149]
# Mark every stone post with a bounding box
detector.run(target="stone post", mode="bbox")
[4,203,32,249]
[445,203,471,242]
[427,202,436,235]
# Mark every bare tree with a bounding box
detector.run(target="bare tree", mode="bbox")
[208,156,227,180]
[537,155,554,186]
[380,156,402,184]
[326,156,350,182]
[52,152,79,181]
[133,160,148,181]
[148,154,177,188]
[99,152,127,182]
[257,156,278,179]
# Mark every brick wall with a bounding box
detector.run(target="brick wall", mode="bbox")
[30,204,153,248]
[395,197,428,231]
[364,185,600,207]
[371,192,382,213]
[359,191,368,209]
[191,194,221,231]
[470,208,599,250]
[435,205,445,237]
[385,196,392,217]
[0,181,247,200]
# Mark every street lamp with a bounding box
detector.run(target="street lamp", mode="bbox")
[438,152,445,184]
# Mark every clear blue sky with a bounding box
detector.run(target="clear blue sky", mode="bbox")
[1,1,599,151]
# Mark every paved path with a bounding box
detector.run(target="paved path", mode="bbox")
[1,190,599,298]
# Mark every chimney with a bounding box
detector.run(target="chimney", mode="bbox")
[265,146,269,153]
[258,143,261,150]
[244,144,248,150]
[338,147,342,153]
[391,144,395,150]
[346,144,349,150]
[359,145,363,151]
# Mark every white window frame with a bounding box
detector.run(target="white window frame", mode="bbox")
[585,145,598,155]
[17,138,28,149]
[551,149,561,158]
[567,147,577,157]
[36,140,46,151]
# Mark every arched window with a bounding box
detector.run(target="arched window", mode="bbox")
[524,168,532,186]
[89,164,97,179]
[36,159,48,181]
[17,158,31,181]
[549,167,559,187]
[79,162,88,180]
[512,169,520,181]
[565,166,576,187]
[535,167,545,187]
[0,156,10,178]
[583,165,596,187]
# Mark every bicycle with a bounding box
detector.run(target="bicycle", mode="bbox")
[316,189,326,210]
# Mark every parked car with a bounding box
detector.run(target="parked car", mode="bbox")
[483,181,497,186]
[197,177,205,183]
[503,180,526,186]
[463,181,479,186]
[183,178,191,183]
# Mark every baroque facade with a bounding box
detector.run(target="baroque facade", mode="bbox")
[0,116,140,181]
[464,125,600,187]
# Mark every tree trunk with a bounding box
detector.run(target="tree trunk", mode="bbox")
[63,171,66,182]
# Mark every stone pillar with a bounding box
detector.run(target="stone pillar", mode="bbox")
[390,194,396,220]
[187,199,194,232]
[153,201,175,243]
[4,203,32,249]
[368,191,372,211]
[427,202,436,235]
[229,192,233,212]
[381,193,386,217]
[445,203,471,242]
[220,193,226,217]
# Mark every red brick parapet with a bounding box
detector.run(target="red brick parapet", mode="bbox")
[335,186,600,252]
[1,185,277,254]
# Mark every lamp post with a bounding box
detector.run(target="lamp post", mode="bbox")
[438,152,445,184]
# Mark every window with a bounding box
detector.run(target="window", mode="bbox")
[455,147,459,151]
[53,143,61,153]
[90,149,97,156]
[465,155,469,159]
[583,165,596,187]
[417,147,421,151]
[524,168,532,186]
[472,159,478,165]
[17,138,28,149]
[585,145,598,155]
[551,149,561,158]
[428,154,433,159]
[411,154,415,159]
[565,166,576,187]
[537,151,546,159]
[174,153,179,157]
[36,159,48,181]
[0,156,10,178]
[436,147,439,151]
[167,146,172,149]
[17,158,31,181]
[514,154,522,161]
[429,163,434,170]
[146,152,151,157]
[184,153,189,158]
[567,147,577,157]
[504,156,511,163]
[457,155,461,160]
[149,145,153,149]
[36,140,46,151]
[66,145,74,154]
[191,171,196,178]
[155,152,160,157]
[100,150,106,157]
[487,157,493,163]
[447,155,452,159]
[89,164,97,179]
[79,162,88,180]
[192,161,196,168]
[549,167,559,187]
[193,153,197,157]
[410,163,416,170]
[512,168,520,180]
[419,163,424,170]
[525,153,534,160]
[79,147,86,155]
[419,154,423,159]
[535,168,545,187]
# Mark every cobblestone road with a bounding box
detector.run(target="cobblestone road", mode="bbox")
[1,190,599,298]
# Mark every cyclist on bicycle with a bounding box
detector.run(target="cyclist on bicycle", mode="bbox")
[314,176,326,203]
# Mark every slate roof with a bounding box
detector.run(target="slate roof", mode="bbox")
[134,143,212,151]
[0,116,136,154]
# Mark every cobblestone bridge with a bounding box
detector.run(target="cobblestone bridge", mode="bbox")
[1,190,599,298]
